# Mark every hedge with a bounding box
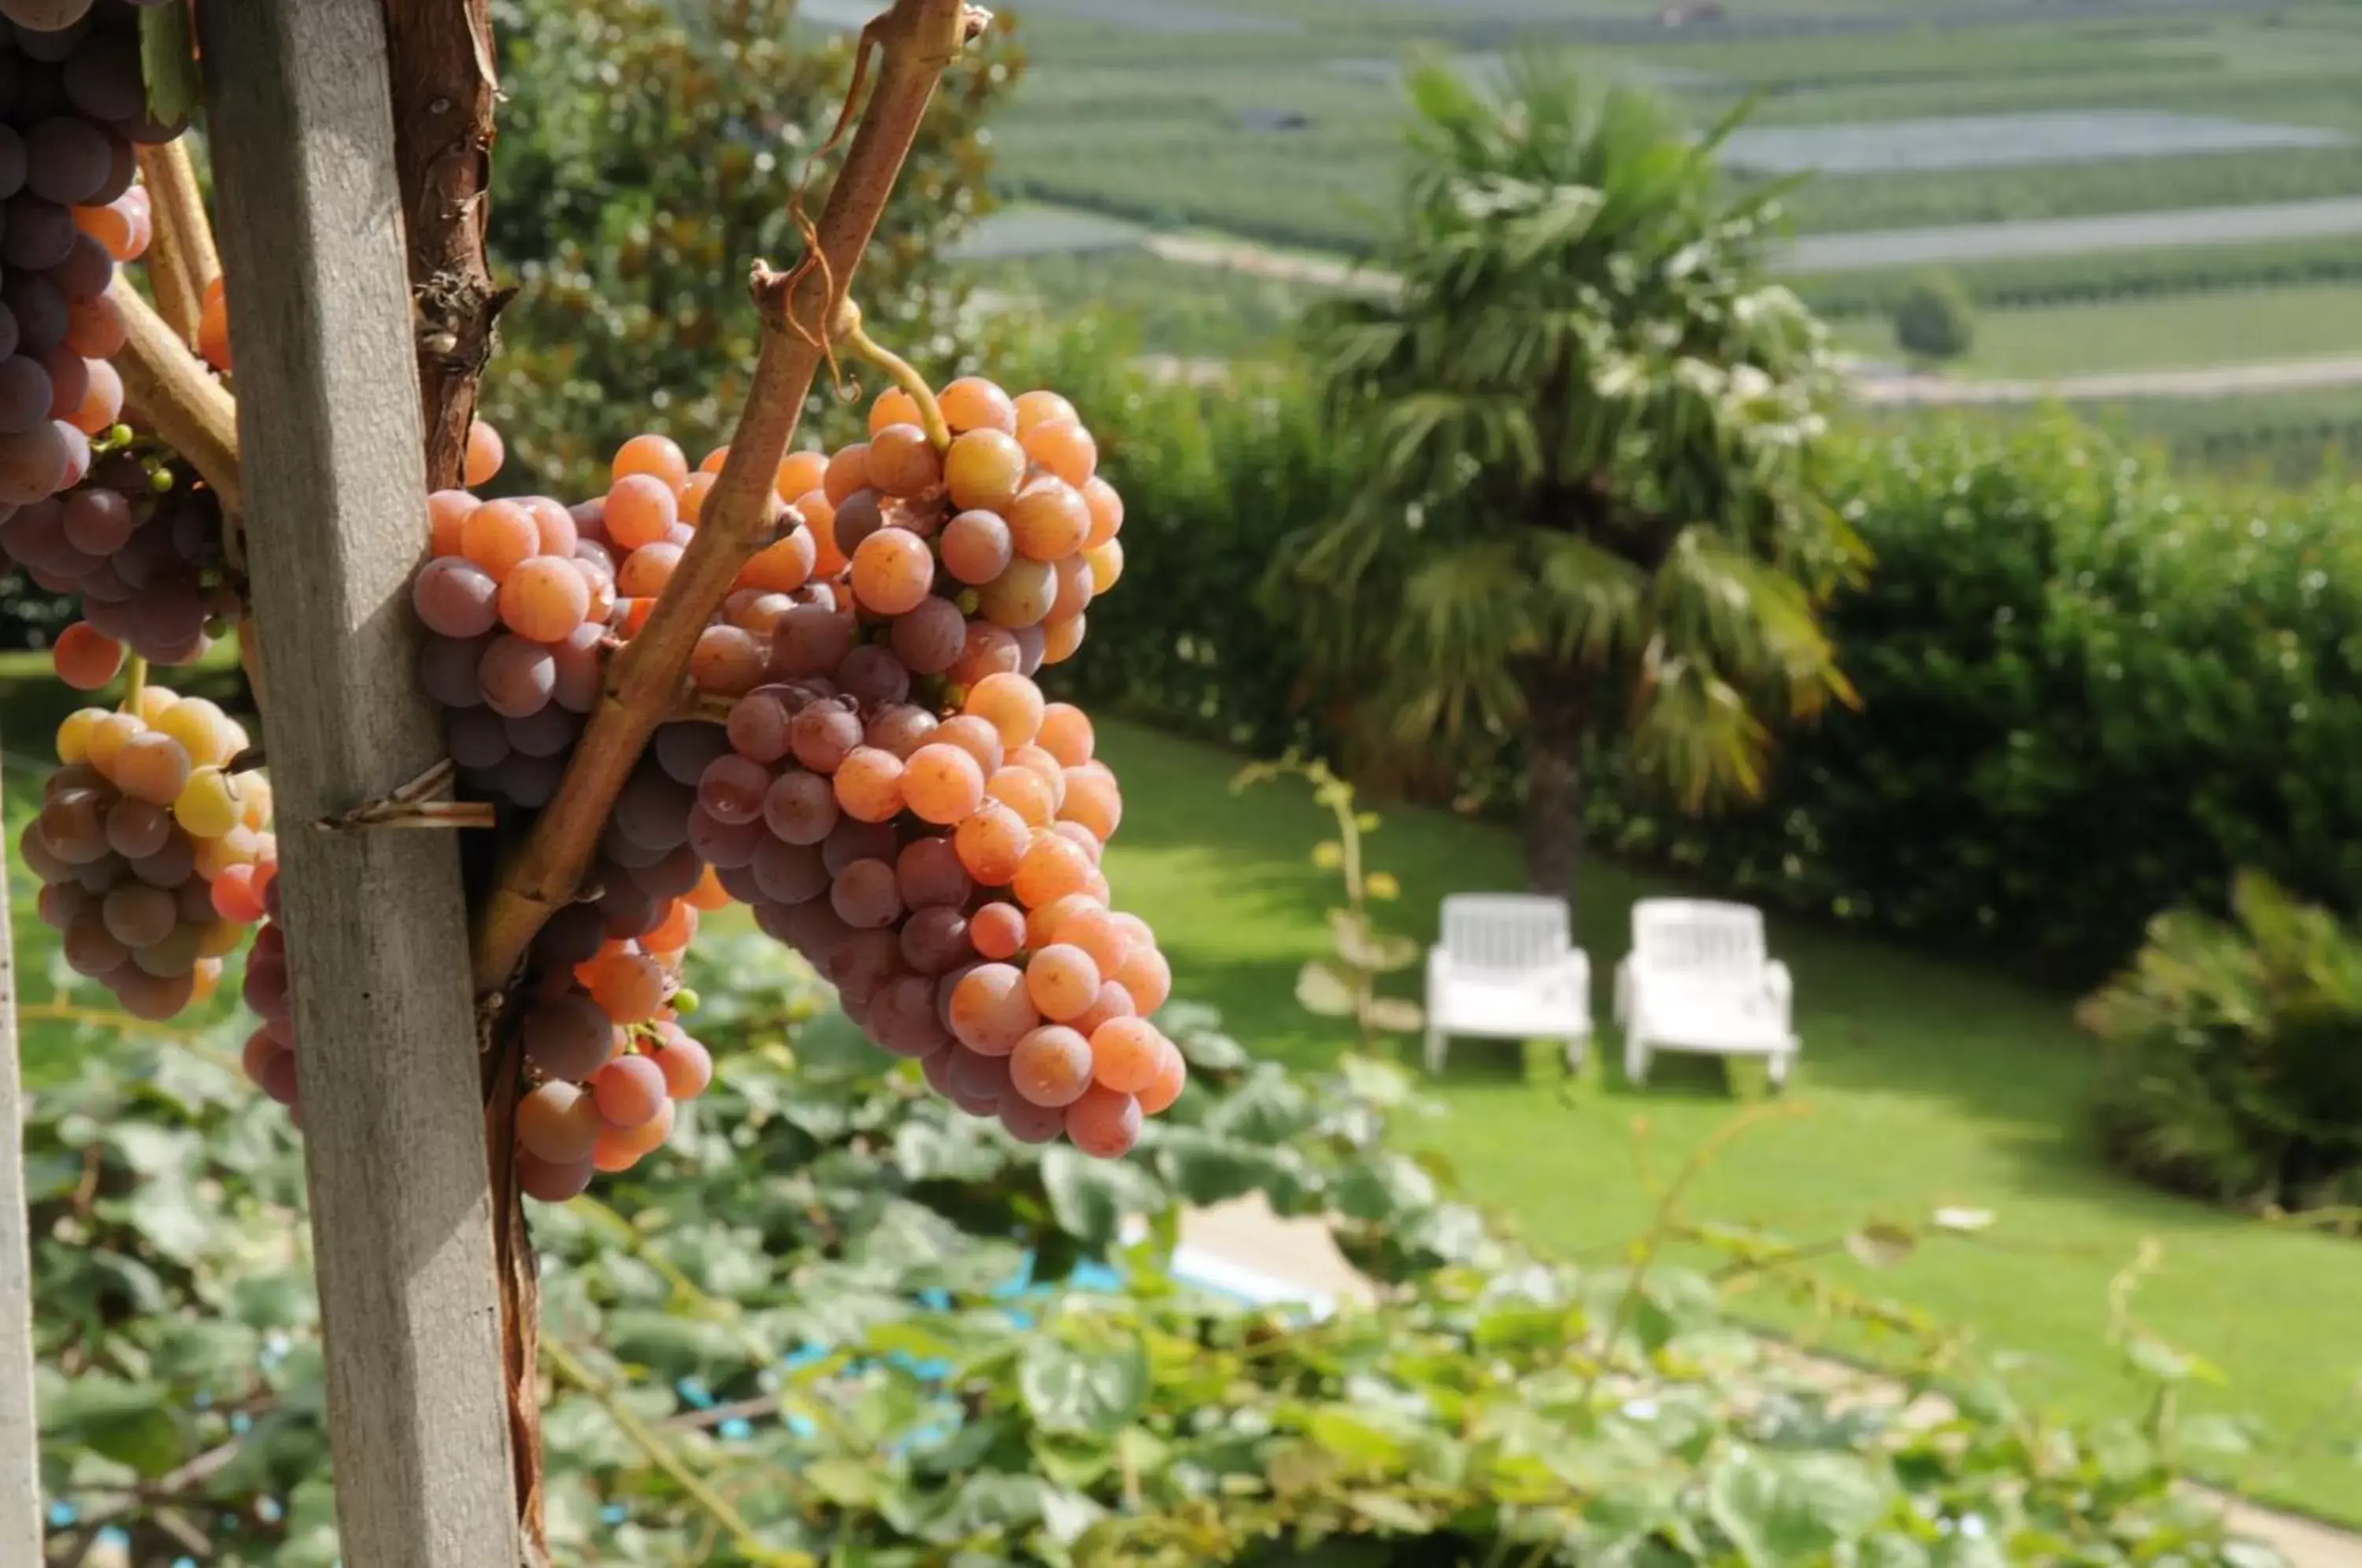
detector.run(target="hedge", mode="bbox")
[979,317,2362,979]
[1588,416,2362,977]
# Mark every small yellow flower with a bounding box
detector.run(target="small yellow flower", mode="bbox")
[1312,841,1343,869]
[1365,872,1401,901]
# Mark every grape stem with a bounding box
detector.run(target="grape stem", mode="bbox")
[119,656,147,716]
[842,301,951,450]
[135,142,221,351]
[109,274,243,516]
[468,0,987,993]
[313,756,494,830]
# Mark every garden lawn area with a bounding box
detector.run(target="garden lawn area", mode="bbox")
[1834,281,2362,379]
[1093,717,2362,1525]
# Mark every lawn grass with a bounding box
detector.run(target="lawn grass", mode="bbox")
[1834,281,2362,378]
[1091,716,2362,1523]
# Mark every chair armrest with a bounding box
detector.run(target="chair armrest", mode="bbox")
[1560,949,1593,1023]
[1763,960,1793,1030]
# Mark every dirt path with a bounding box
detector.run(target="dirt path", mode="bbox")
[1177,1196,2362,1568]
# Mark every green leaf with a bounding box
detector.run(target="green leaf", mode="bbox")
[1018,1337,1147,1437]
[139,2,201,128]
[1153,1128,1301,1208]
[119,1182,213,1263]
[1201,1066,1315,1143]
[1331,1152,1439,1222]
[1708,1452,1891,1566]
[1346,1489,1431,1531]
[605,1312,745,1381]
[1038,1145,1164,1251]
[2126,1333,2209,1386]
[1845,1222,1916,1269]
[893,1116,1006,1183]
[1306,1406,1412,1470]
[801,1456,880,1505]
[231,1272,316,1332]
[1296,959,1359,1018]
[43,1375,185,1477]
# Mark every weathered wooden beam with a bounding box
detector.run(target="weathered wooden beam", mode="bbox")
[0,749,39,1568]
[196,4,520,1566]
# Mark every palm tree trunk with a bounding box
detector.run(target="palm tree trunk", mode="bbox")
[1523,675,1586,903]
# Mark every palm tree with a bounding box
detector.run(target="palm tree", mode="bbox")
[1275,57,1864,900]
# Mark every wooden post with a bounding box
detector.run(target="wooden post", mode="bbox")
[0,751,39,1566]
[198,5,520,1566]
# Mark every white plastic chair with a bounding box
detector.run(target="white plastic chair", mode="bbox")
[1614,899,1797,1089]
[1423,894,1592,1074]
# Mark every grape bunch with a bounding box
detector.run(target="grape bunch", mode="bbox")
[402,373,1181,1188]
[0,2,183,525]
[487,767,735,1201]
[24,682,274,1022]
[12,445,234,683]
[410,426,609,809]
[0,6,231,684]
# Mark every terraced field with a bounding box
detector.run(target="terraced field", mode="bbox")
[957,0,2362,447]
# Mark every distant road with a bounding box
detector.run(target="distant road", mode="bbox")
[1146,350,2362,405]
[1786,197,2362,275]
[1854,355,2362,405]
[966,195,2362,283]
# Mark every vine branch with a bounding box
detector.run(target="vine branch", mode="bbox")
[469,0,987,991]
[109,274,242,514]
[135,142,220,349]
[382,0,509,490]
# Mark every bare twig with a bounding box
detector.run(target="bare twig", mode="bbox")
[470,0,983,991]
[109,274,242,513]
[135,141,220,349]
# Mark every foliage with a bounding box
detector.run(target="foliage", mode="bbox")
[1277,55,1860,893]
[2080,873,2362,1212]
[1586,416,2362,978]
[480,0,1022,496]
[1892,274,1974,366]
[1233,754,1421,1051]
[31,939,2292,1566]
[956,246,1332,360]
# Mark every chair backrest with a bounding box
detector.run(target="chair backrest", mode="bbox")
[1631,899,1764,980]
[1439,894,1571,974]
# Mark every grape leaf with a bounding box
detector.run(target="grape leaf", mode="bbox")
[1296,958,1359,1017]
[1019,1338,1147,1437]
[140,2,201,129]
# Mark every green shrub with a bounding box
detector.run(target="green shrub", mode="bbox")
[1587,416,2362,978]
[1893,273,1975,365]
[2082,873,2362,1211]
[31,940,2289,1565]
[1035,340,2362,977]
[482,0,1020,496]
